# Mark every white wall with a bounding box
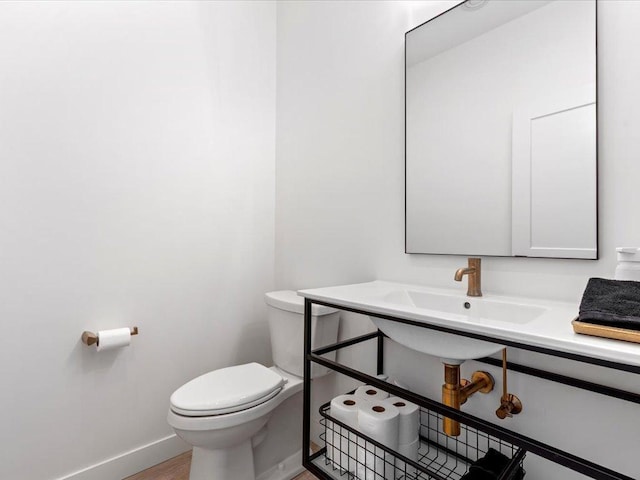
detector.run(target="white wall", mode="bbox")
[276,1,640,478]
[0,2,275,479]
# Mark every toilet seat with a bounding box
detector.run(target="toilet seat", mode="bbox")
[170,362,286,417]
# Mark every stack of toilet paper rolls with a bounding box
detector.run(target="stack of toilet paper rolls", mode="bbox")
[327,385,420,479]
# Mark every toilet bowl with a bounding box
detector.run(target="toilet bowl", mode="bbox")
[167,290,340,480]
[168,365,303,480]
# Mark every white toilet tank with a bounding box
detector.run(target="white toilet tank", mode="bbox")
[265,290,340,378]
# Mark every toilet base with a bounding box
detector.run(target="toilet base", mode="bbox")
[190,440,254,480]
[255,449,305,480]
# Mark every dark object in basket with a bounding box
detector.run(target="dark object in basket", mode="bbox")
[578,278,640,331]
[461,448,524,480]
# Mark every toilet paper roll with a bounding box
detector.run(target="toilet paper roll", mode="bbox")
[96,328,131,352]
[396,437,420,478]
[355,402,399,480]
[355,385,390,401]
[387,396,420,444]
[356,437,388,480]
[328,394,366,472]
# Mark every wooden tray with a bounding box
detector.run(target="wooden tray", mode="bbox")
[572,319,640,345]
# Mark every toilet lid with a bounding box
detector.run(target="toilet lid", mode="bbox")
[170,363,286,417]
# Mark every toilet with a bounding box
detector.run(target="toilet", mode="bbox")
[167,290,340,480]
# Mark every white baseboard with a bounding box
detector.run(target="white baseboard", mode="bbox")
[55,434,190,480]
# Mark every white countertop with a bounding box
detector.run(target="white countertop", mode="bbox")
[298,280,640,369]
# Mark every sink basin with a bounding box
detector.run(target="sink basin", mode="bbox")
[372,289,547,364]
[370,315,502,364]
[383,290,546,325]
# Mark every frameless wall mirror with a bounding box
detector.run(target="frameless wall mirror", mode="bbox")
[405,0,597,259]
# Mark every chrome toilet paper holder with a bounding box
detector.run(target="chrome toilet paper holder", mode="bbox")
[81,327,139,346]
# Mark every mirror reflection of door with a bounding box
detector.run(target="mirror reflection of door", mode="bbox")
[405,0,597,259]
[512,85,596,259]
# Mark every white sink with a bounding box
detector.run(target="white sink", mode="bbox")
[373,289,547,364]
[371,316,503,364]
[299,281,552,365]
[382,290,546,325]
[370,290,546,365]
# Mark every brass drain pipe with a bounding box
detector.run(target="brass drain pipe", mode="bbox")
[442,364,494,436]
[442,364,462,437]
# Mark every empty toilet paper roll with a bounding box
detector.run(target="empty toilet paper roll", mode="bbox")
[396,437,420,478]
[356,402,399,480]
[355,385,390,401]
[96,328,131,352]
[387,396,420,445]
[328,394,366,472]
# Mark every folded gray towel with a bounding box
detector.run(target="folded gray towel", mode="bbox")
[460,448,524,480]
[578,278,640,331]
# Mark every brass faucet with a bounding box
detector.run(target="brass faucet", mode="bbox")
[454,257,482,297]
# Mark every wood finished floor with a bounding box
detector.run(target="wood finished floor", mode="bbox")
[124,451,319,480]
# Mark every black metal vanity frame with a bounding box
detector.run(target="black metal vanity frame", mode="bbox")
[302,298,639,480]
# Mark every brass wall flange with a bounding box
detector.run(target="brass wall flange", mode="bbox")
[509,394,523,414]
[496,393,523,419]
[467,371,494,395]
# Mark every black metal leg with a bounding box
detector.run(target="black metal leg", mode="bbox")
[377,329,384,376]
[302,298,312,469]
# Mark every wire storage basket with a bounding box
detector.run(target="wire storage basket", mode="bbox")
[319,400,526,480]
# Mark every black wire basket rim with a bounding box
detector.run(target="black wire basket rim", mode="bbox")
[319,400,526,480]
